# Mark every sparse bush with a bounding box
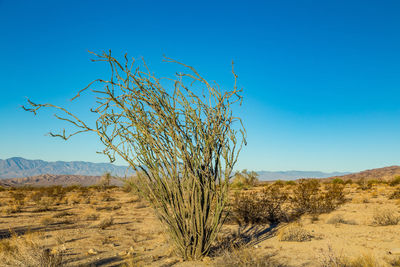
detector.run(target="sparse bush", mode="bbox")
[10,191,25,206]
[278,224,312,242]
[390,176,400,187]
[291,179,345,215]
[273,180,285,187]
[231,184,289,225]
[231,191,265,224]
[291,179,320,214]
[99,172,112,190]
[259,185,289,223]
[357,178,372,191]
[344,179,353,185]
[389,187,400,199]
[4,204,23,214]
[322,183,346,211]
[372,208,400,226]
[231,170,259,189]
[332,178,344,184]
[285,180,296,186]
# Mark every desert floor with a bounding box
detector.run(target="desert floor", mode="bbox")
[0,184,399,266]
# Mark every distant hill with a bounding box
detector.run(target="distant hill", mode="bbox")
[326,165,400,182]
[0,174,124,187]
[256,170,350,181]
[0,157,134,179]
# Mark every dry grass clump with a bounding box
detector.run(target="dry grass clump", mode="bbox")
[326,214,357,225]
[214,247,286,267]
[278,224,313,242]
[83,210,100,221]
[95,203,122,211]
[39,216,55,226]
[0,232,64,266]
[3,204,23,214]
[97,216,114,229]
[32,197,54,212]
[320,252,382,267]
[372,208,400,226]
[52,211,73,218]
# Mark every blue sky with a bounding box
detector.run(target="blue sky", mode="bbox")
[1,0,400,172]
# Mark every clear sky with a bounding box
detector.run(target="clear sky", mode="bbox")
[1,0,400,172]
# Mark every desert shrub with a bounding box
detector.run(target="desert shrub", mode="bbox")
[215,248,285,267]
[372,208,400,226]
[258,185,289,223]
[231,170,259,189]
[291,179,345,215]
[291,179,320,214]
[357,178,372,191]
[390,176,400,187]
[0,233,64,266]
[98,172,112,190]
[322,183,346,211]
[273,180,285,187]
[3,204,22,214]
[231,184,289,225]
[123,175,140,193]
[231,191,265,224]
[389,187,400,199]
[10,191,25,206]
[32,197,54,212]
[367,179,384,187]
[285,180,296,186]
[278,224,312,242]
[332,178,344,184]
[344,179,353,185]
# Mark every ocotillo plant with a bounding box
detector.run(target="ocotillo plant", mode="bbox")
[23,51,246,260]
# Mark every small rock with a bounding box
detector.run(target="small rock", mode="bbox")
[253,245,260,249]
[88,249,98,255]
[118,251,126,256]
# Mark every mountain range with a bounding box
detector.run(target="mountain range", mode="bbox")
[256,170,350,181]
[0,157,350,180]
[0,157,134,179]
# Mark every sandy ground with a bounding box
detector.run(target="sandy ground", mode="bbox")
[0,184,399,266]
